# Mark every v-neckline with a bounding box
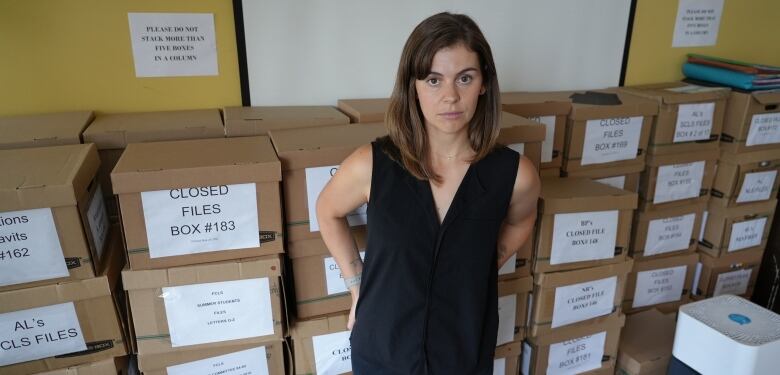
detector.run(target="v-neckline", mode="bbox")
[425,161,476,227]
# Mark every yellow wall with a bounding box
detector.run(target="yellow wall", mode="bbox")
[0,0,241,116]
[625,0,780,85]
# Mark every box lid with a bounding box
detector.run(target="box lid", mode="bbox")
[82,109,224,149]
[495,340,522,359]
[569,89,658,120]
[563,162,645,178]
[498,112,546,144]
[618,309,676,374]
[0,274,111,313]
[336,98,390,123]
[531,312,626,346]
[535,259,634,287]
[122,256,281,291]
[223,106,349,136]
[269,123,387,170]
[752,90,780,105]
[620,82,731,105]
[110,136,280,194]
[646,149,719,167]
[501,91,572,116]
[540,177,638,213]
[0,143,99,211]
[0,111,94,150]
[498,276,533,295]
[719,148,780,165]
[290,313,349,339]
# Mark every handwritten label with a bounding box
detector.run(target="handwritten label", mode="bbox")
[713,268,752,296]
[528,115,557,163]
[550,211,618,265]
[581,116,643,165]
[728,217,767,252]
[306,165,368,232]
[746,113,780,146]
[672,0,724,47]
[644,213,696,256]
[736,170,777,203]
[162,278,274,347]
[551,276,617,328]
[674,102,715,142]
[497,294,517,346]
[653,161,705,203]
[86,185,109,263]
[0,208,68,287]
[324,251,366,295]
[594,175,626,190]
[141,183,260,259]
[167,346,269,375]
[0,303,86,366]
[311,330,352,375]
[546,331,606,375]
[632,265,687,308]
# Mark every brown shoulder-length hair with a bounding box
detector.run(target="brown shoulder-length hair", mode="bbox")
[385,12,501,182]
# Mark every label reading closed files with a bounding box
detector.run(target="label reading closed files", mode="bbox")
[166,346,269,375]
[0,208,68,287]
[546,331,606,375]
[306,165,367,232]
[551,276,617,329]
[728,217,767,252]
[632,265,687,308]
[644,213,696,256]
[324,251,366,295]
[674,102,715,142]
[653,161,705,204]
[550,211,618,265]
[746,113,780,147]
[312,330,352,375]
[736,170,777,203]
[141,183,260,258]
[162,278,274,347]
[581,116,643,165]
[0,302,86,366]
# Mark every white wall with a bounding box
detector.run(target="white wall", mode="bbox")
[242,0,631,106]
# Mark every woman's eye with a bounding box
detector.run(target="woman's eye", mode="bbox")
[427,78,440,85]
[458,75,473,84]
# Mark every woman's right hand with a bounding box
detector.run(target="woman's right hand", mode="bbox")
[348,292,359,330]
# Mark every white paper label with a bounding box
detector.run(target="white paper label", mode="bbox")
[311,330,352,375]
[594,175,626,190]
[87,185,109,263]
[521,342,533,375]
[0,208,68,287]
[674,102,715,142]
[746,113,780,146]
[498,253,517,276]
[653,161,705,203]
[163,278,274,347]
[692,262,703,296]
[324,251,366,295]
[496,294,517,346]
[632,265,687,308]
[713,268,752,296]
[550,211,618,265]
[644,213,696,256]
[493,357,507,375]
[306,165,368,232]
[141,183,260,259]
[0,302,86,366]
[699,211,709,241]
[581,116,643,165]
[127,13,218,77]
[547,331,606,375]
[509,143,525,155]
[166,346,269,375]
[528,115,557,163]
[672,0,724,47]
[551,276,617,328]
[737,170,777,203]
[728,217,767,252]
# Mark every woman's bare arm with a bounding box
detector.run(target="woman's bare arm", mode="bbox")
[497,156,540,268]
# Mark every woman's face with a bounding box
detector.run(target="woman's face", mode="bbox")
[415,44,485,136]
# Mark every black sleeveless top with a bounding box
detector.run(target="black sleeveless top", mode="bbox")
[350,136,520,374]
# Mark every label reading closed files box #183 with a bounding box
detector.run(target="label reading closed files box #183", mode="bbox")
[0,302,86,366]
[324,251,366,295]
[737,170,777,203]
[746,113,780,147]
[713,268,752,296]
[528,115,557,163]
[581,116,643,165]
[306,165,367,232]
[162,278,274,347]
[674,102,715,142]
[141,183,260,259]
[547,331,606,375]
[550,211,618,265]
[0,208,68,287]
[728,217,767,252]
[644,213,696,256]
[551,276,617,329]
[632,265,687,308]
[312,330,352,375]
[653,161,705,204]
[166,346,269,375]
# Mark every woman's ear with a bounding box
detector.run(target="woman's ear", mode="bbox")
[479,85,486,95]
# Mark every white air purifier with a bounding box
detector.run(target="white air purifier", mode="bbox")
[672,295,780,375]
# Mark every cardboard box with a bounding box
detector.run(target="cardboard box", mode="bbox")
[0,236,127,374]
[494,341,522,375]
[630,201,706,260]
[638,149,718,210]
[0,111,94,150]
[111,136,283,270]
[498,232,533,280]
[502,91,571,170]
[693,248,763,298]
[522,313,624,375]
[528,260,632,337]
[562,163,644,193]
[268,123,387,254]
[710,149,780,208]
[619,83,729,155]
[498,112,546,172]
[540,168,561,177]
[224,106,350,137]
[290,313,353,375]
[622,252,698,314]
[336,98,389,123]
[32,357,129,375]
[497,277,534,346]
[139,341,286,375]
[562,89,657,173]
[534,178,636,273]
[699,199,777,257]
[0,144,108,292]
[122,256,286,357]
[616,309,676,375]
[720,90,780,153]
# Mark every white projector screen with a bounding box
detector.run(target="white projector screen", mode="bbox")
[240,0,632,106]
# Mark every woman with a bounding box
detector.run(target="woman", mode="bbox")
[316,12,539,374]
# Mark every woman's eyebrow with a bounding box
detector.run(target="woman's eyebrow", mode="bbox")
[427,67,479,76]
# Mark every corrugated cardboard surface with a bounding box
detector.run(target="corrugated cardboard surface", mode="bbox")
[622,252,698,314]
[32,356,128,375]
[502,91,571,170]
[638,149,718,209]
[0,111,94,150]
[630,201,706,260]
[494,340,521,375]
[336,98,389,123]
[721,90,780,153]
[139,341,286,375]
[122,256,286,356]
[699,199,777,257]
[529,260,633,337]
[224,106,350,137]
[290,313,349,375]
[695,247,763,298]
[616,309,676,375]
[563,163,644,193]
[710,148,780,207]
